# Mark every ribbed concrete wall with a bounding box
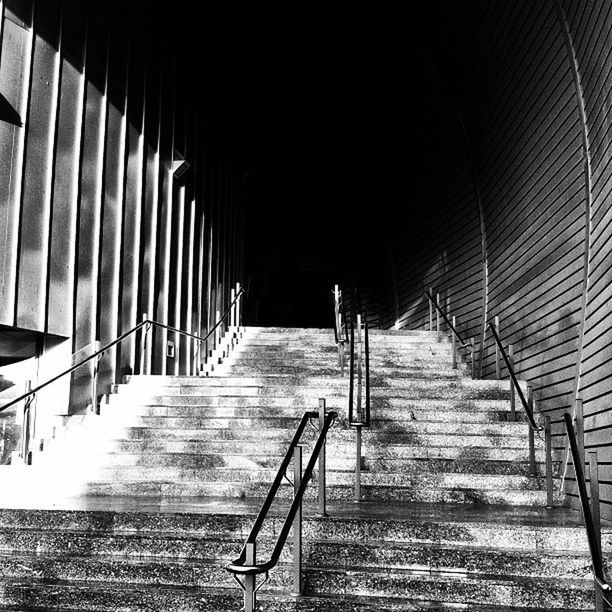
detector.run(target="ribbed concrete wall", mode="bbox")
[0,1,243,407]
[356,0,612,516]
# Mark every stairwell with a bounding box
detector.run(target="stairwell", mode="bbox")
[0,326,607,610]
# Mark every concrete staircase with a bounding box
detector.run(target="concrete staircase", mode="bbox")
[0,326,607,610]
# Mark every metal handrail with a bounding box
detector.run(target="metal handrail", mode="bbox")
[488,321,541,432]
[332,285,348,344]
[348,316,370,427]
[226,409,337,576]
[0,287,245,414]
[563,413,612,609]
[424,291,469,346]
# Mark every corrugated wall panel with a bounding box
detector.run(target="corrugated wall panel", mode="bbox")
[0,1,244,410]
[16,0,61,331]
[563,0,612,512]
[0,1,33,325]
[46,0,86,338]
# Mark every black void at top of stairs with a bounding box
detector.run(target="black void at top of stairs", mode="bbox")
[0,326,608,611]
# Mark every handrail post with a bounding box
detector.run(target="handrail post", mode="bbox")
[528,386,536,476]
[357,315,363,420]
[470,337,475,379]
[317,399,327,517]
[576,398,585,475]
[494,316,500,380]
[435,293,440,333]
[355,425,362,502]
[429,287,433,331]
[589,452,602,559]
[230,288,236,329]
[544,415,554,508]
[508,344,516,422]
[215,309,221,353]
[21,380,33,465]
[91,346,103,414]
[451,316,457,369]
[139,313,148,375]
[244,542,256,612]
[292,445,302,596]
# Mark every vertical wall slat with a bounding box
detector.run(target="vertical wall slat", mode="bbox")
[46,0,86,337]
[0,0,33,325]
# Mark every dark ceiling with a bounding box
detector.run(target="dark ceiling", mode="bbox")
[189,2,470,326]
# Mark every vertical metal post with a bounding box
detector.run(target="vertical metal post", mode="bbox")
[470,338,475,379]
[589,452,602,555]
[355,425,362,502]
[435,293,440,333]
[92,347,102,414]
[528,387,536,476]
[576,398,585,474]
[576,397,586,520]
[544,416,554,508]
[215,309,221,353]
[236,283,242,331]
[494,316,500,380]
[356,314,363,420]
[139,313,148,375]
[244,542,256,612]
[589,452,606,612]
[318,398,327,517]
[451,316,457,369]
[508,344,516,422]
[292,445,302,596]
[429,287,433,331]
[21,380,32,464]
[230,288,236,328]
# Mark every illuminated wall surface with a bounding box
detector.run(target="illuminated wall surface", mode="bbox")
[351,1,612,514]
[1,0,612,513]
[0,0,244,400]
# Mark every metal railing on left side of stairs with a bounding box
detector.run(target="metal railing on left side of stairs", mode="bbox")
[0,284,245,464]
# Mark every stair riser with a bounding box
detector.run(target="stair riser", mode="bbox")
[0,542,594,580]
[85,415,531,437]
[56,428,534,449]
[0,510,595,551]
[45,482,552,505]
[0,574,592,611]
[79,453,551,476]
[103,404,521,423]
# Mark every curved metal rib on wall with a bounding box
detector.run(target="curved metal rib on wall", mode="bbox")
[559,0,612,515]
[360,1,612,513]
[553,0,593,496]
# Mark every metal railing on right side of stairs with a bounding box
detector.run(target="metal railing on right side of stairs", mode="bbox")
[349,313,370,502]
[564,413,612,612]
[0,284,245,464]
[332,284,349,375]
[332,287,370,502]
[424,290,476,377]
[425,288,610,608]
[226,399,337,612]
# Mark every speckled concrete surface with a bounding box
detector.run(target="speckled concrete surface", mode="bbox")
[0,327,606,610]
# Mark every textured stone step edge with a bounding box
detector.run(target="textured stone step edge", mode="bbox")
[79,414,532,436]
[0,508,597,551]
[106,395,518,411]
[0,549,598,592]
[56,444,548,463]
[21,481,557,506]
[0,569,593,610]
[69,452,552,475]
[102,402,525,422]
